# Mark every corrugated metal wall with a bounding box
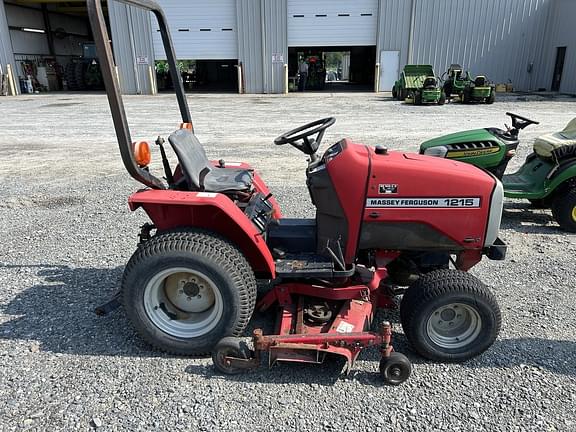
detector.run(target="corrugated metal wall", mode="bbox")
[236,0,287,94]
[408,0,551,90]
[376,0,411,68]
[236,0,263,93]
[0,0,18,94]
[536,0,576,93]
[109,0,155,95]
[261,0,287,93]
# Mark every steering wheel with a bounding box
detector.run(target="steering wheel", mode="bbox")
[274,117,336,156]
[506,112,539,131]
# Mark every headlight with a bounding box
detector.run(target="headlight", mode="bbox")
[484,178,504,246]
[423,146,448,158]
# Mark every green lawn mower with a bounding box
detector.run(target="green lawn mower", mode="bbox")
[420,112,576,231]
[442,64,495,104]
[392,64,445,105]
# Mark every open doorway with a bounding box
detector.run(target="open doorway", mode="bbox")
[156,59,238,93]
[551,46,566,92]
[288,46,375,92]
[6,1,106,93]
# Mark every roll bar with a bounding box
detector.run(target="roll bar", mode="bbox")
[87,0,192,189]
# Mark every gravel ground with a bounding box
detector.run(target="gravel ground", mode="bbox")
[0,91,575,431]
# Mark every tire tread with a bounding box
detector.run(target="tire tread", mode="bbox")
[400,269,501,362]
[121,229,257,355]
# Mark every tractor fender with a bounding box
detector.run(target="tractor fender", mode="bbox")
[546,162,576,196]
[128,190,276,278]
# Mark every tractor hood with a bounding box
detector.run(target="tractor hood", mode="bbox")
[420,129,496,151]
[419,127,517,174]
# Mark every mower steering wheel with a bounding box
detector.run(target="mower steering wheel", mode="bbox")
[506,112,539,130]
[274,117,336,156]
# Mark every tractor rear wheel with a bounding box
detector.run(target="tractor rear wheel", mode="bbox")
[486,91,495,104]
[121,229,257,355]
[400,269,501,362]
[552,188,576,232]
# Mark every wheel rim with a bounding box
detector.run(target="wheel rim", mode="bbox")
[426,303,482,349]
[215,348,237,372]
[388,365,404,383]
[143,267,223,338]
[571,205,576,222]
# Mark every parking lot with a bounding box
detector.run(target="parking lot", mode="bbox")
[1,91,575,431]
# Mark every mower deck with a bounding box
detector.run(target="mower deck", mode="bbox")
[213,279,411,385]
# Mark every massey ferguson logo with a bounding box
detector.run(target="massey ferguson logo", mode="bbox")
[379,184,398,194]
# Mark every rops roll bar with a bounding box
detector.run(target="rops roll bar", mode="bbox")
[87,0,192,189]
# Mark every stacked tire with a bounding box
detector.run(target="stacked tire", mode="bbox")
[64,62,79,91]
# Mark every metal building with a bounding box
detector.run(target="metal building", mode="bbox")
[0,0,574,95]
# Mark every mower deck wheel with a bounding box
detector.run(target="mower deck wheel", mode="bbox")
[379,352,412,385]
[552,188,576,232]
[212,337,254,375]
[400,269,501,362]
[121,229,257,355]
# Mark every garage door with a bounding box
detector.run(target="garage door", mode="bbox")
[152,0,237,60]
[288,0,378,47]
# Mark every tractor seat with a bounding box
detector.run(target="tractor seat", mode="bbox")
[423,77,437,89]
[168,129,253,192]
[533,118,576,158]
[474,76,486,86]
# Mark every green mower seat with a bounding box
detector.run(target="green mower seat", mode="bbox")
[533,117,576,158]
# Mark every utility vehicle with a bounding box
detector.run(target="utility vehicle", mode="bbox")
[392,65,445,105]
[420,112,576,231]
[90,0,506,384]
[442,64,495,104]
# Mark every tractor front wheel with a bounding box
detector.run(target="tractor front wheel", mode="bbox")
[552,189,576,232]
[414,91,422,105]
[398,88,406,101]
[438,91,446,105]
[400,269,501,362]
[121,229,257,355]
[392,86,398,100]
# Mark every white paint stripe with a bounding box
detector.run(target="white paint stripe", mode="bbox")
[366,197,481,208]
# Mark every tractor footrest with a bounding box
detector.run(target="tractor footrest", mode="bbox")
[275,254,354,278]
[485,237,507,260]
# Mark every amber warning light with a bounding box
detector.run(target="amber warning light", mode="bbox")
[133,141,151,167]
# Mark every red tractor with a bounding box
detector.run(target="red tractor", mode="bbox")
[90,0,506,385]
